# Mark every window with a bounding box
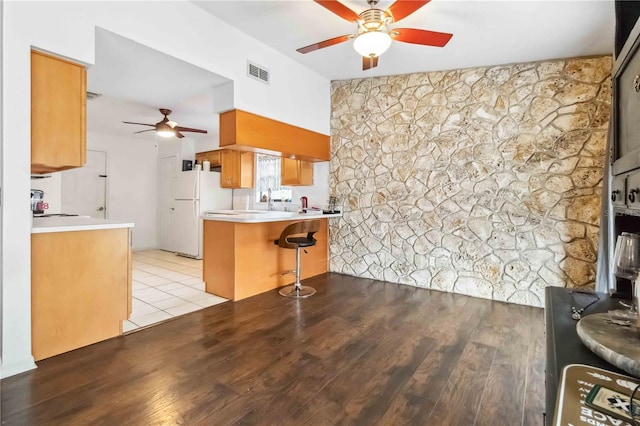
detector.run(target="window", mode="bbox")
[255,154,292,203]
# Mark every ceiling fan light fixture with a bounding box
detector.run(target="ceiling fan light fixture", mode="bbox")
[353,31,392,58]
[156,122,175,138]
[156,130,175,138]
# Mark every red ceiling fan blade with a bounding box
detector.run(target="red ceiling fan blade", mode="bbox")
[386,0,431,22]
[314,1,360,22]
[174,126,208,134]
[123,121,154,127]
[362,56,379,71]
[297,35,351,54]
[392,28,453,47]
[133,129,156,134]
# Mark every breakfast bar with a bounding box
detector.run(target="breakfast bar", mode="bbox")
[202,211,341,301]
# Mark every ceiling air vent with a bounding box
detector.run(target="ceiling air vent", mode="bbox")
[247,61,269,85]
[86,91,102,100]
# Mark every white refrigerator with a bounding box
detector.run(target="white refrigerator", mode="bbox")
[172,170,232,259]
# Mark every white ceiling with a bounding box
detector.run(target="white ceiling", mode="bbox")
[194,0,615,81]
[87,2,615,140]
[87,29,230,142]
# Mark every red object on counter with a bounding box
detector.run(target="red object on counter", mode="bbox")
[301,196,308,209]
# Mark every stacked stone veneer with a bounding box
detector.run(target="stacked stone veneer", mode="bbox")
[328,56,612,307]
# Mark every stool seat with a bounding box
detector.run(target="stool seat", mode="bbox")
[274,220,321,298]
[273,237,316,248]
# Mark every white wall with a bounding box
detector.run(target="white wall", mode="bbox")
[0,0,4,364]
[1,0,330,377]
[30,174,62,213]
[28,132,160,251]
[292,162,331,210]
[233,162,331,212]
[87,131,159,251]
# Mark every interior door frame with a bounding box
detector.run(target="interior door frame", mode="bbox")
[91,149,109,219]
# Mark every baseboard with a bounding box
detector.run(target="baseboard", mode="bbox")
[131,246,162,253]
[0,358,37,379]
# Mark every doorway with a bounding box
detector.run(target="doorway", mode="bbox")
[61,150,107,218]
[158,155,177,251]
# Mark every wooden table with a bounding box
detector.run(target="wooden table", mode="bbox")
[545,287,628,422]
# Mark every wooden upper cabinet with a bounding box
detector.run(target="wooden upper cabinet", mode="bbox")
[195,150,222,167]
[220,109,329,162]
[31,50,87,174]
[281,158,313,186]
[220,150,254,189]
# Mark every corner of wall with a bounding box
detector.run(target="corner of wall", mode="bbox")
[0,357,37,379]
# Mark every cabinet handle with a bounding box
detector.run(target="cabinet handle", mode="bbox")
[630,189,639,203]
[612,190,621,202]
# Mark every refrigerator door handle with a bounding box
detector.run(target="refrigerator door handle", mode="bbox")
[193,171,198,200]
[193,199,198,226]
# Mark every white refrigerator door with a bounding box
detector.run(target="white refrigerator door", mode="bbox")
[172,199,201,258]
[173,170,200,200]
[199,171,233,211]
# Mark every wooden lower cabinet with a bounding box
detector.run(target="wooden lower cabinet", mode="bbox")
[31,228,131,361]
[203,219,328,301]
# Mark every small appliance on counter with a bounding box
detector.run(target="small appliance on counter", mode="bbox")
[323,195,341,214]
[30,189,48,215]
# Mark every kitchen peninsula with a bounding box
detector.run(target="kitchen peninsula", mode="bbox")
[202,211,341,301]
[31,217,134,360]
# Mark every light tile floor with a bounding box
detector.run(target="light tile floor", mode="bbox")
[124,250,227,332]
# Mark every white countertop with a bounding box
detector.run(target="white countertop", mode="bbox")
[32,216,135,234]
[202,210,342,223]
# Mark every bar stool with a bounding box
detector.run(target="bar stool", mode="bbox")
[274,220,320,298]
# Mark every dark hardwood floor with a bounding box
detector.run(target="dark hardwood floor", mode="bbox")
[2,273,545,425]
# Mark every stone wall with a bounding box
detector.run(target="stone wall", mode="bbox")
[328,56,612,307]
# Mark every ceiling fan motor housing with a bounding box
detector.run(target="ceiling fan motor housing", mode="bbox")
[297,1,452,71]
[359,9,391,33]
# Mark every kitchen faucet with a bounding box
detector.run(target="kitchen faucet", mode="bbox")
[267,188,273,211]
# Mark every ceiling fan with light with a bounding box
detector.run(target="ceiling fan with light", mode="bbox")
[297,0,453,70]
[123,108,207,139]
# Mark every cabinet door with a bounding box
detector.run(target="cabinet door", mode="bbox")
[31,50,86,174]
[31,228,128,361]
[220,150,239,188]
[281,158,313,186]
[281,157,299,186]
[220,151,254,189]
[238,152,254,188]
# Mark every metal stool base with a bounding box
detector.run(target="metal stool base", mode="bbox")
[279,285,316,298]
